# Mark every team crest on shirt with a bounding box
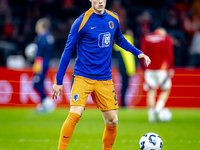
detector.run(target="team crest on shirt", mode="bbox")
[109,21,114,29]
[73,93,79,102]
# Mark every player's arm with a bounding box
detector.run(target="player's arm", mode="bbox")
[114,21,151,67]
[52,17,82,99]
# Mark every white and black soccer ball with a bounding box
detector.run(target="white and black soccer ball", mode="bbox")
[139,132,163,150]
[37,98,56,114]
[42,98,56,113]
[158,108,172,122]
[25,43,38,60]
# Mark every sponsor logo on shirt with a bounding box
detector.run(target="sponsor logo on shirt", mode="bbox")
[146,35,165,43]
[98,32,111,48]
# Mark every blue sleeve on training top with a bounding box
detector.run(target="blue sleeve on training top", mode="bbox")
[56,16,83,85]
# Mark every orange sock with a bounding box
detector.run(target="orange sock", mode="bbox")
[102,124,117,150]
[58,112,81,150]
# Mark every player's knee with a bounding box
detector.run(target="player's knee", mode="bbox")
[112,119,118,126]
[106,118,118,126]
[70,106,85,116]
[161,88,171,92]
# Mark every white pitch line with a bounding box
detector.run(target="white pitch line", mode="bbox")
[119,139,200,143]
[19,139,49,142]
[16,139,200,144]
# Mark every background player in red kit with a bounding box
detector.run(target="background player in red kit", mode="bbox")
[140,27,174,122]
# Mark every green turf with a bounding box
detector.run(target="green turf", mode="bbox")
[0,108,200,150]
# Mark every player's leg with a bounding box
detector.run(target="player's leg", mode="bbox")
[155,89,170,113]
[34,73,55,113]
[58,76,94,150]
[147,89,157,108]
[92,79,119,150]
[33,74,47,113]
[146,89,157,122]
[144,70,158,122]
[155,71,172,114]
[102,109,118,150]
[58,106,84,150]
[33,74,46,100]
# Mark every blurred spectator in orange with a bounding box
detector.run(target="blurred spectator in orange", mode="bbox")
[192,0,200,20]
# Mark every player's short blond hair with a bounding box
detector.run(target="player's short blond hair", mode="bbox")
[155,27,167,35]
[36,18,50,30]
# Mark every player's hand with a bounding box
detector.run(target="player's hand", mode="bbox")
[33,57,43,73]
[138,53,151,67]
[52,83,63,99]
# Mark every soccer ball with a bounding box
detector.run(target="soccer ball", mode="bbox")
[42,98,56,113]
[36,97,56,114]
[139,132,163,150]
[158,108,172,122]
[25,43,38,60]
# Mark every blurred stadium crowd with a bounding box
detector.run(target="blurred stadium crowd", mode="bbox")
[0,0,200,67]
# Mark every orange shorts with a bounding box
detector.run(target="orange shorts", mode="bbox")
[70,75,119,111]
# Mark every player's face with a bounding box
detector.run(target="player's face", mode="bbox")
[35,22,43,34]
[90,0,106,14]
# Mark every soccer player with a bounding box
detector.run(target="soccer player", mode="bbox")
[52,0,151,149]
[140,27,174,123]
[33,18,56,113]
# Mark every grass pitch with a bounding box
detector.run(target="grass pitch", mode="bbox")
[0,108,200,150]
